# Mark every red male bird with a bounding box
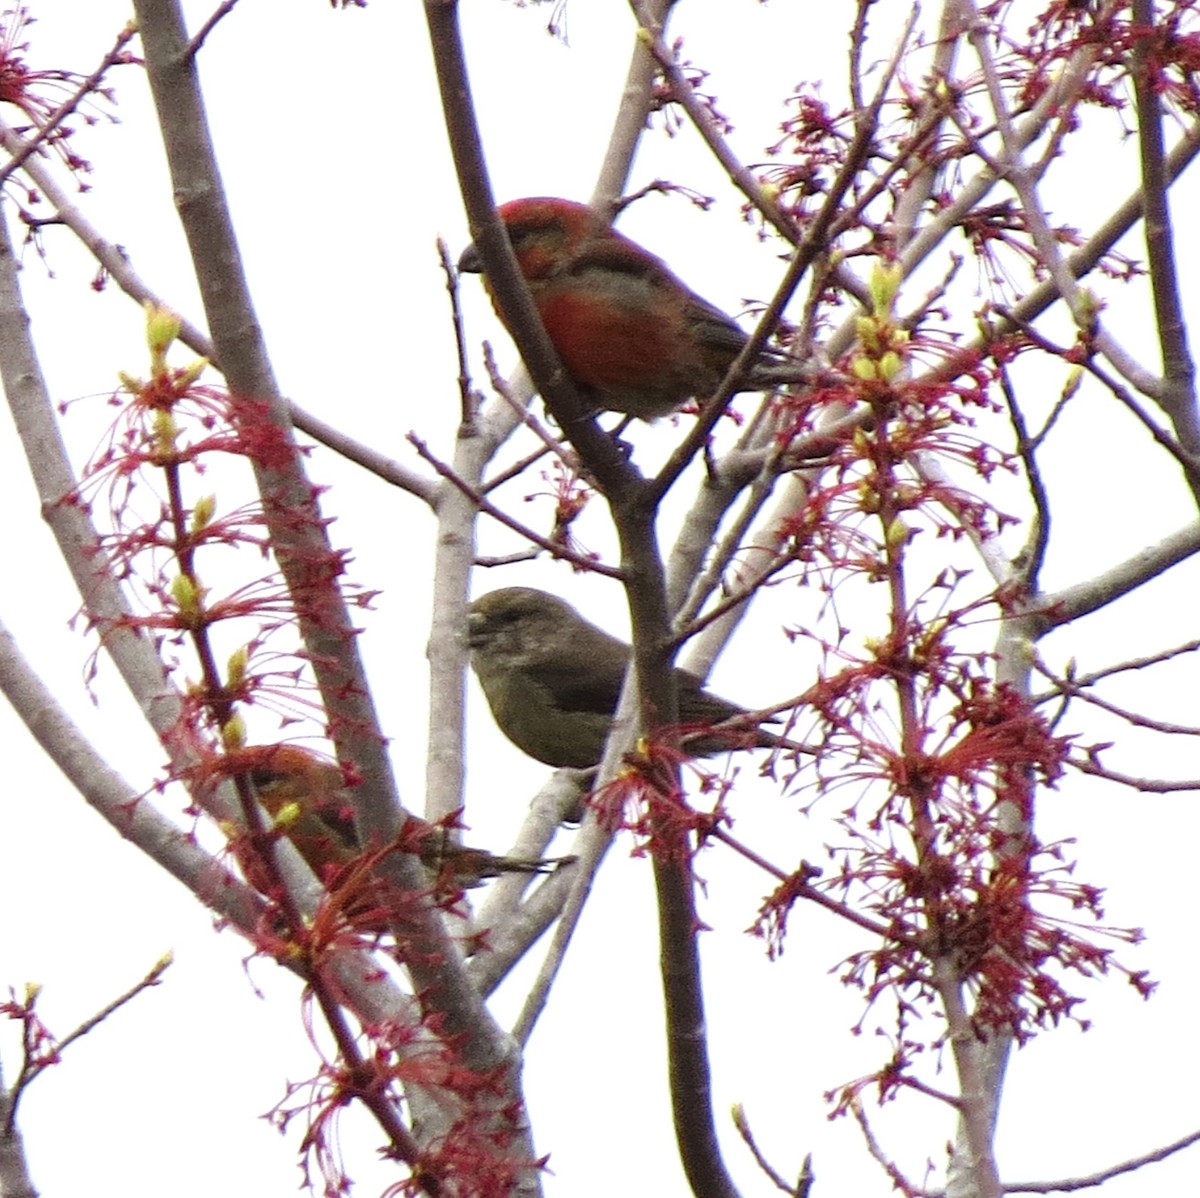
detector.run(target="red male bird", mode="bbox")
[456,197,802,419]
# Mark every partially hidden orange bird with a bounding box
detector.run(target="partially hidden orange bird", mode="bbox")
[225,745,569,917]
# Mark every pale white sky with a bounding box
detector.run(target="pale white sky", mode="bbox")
[1,2,1198,1196]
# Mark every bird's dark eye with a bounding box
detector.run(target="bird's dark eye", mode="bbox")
[506,220,547,248]
[506,220,568,260]
[249,767,282,787]
[494,606,525,626]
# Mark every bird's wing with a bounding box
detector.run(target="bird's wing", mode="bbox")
[532,632,630,716]
[575,237,752,368]
[567,239,746,340]
[680,292,752,360]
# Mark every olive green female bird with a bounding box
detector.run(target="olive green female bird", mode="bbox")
[467,587,793,768]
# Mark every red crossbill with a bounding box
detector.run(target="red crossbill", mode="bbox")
[467,587,798,769]
[456,196,802,419]
[231,744,566,894]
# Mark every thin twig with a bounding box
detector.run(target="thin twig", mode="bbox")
[5,956,171,1131]
[997,308,1199,478]
[999,1125,1200,1193]
[439,235,480,426]
[996,363,1050,589]
[0,20,138,191]
[1040,638,1200,692]
[851,1097,926,1195]
[184,0,243,59]
[408,434,622,578]
[1033,656,1200,735]
[481,439,555,494]
[628,0,796,243]
[479,342,570,463]
[732,1104,805,1196]
[1069,756,1200,792]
